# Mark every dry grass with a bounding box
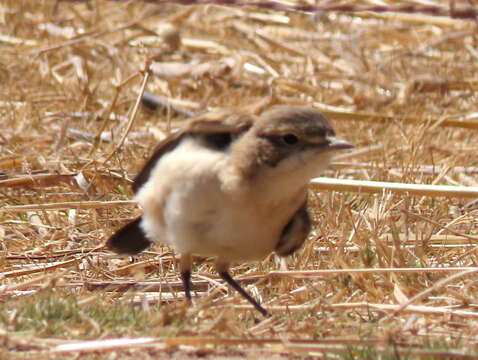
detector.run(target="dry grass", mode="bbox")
[1,0,478,358]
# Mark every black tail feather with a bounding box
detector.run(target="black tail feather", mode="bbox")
[106,216,151,255]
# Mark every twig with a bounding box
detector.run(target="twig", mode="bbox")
[0,200,136,212]
[0,258,80,279]
[103,64,151,163]
[72,276,262,292]
[310,177,478,198]
[141,91,199,117]
[386,268,478,318]
[88,72,141,157]
[232,302,478,319]
[314,104,478,130]
[55,1,478,20]
[268,267,478,277]
[405,212,478,242]
[77,267,478,291]
[0,174,76,188]
[29,8,160,55]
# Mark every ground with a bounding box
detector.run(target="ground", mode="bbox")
[1,0,478,359]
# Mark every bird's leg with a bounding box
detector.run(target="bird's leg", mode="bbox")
[215,260,270,317]
[180,253,192,301]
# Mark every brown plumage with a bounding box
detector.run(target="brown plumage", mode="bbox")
[106,105,352,316]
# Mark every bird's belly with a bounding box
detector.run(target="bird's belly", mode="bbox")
[161,187,283,262]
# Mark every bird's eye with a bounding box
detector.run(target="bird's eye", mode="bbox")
[281,134,299,146]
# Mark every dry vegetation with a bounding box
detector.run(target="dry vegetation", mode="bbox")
[1,0,478,359]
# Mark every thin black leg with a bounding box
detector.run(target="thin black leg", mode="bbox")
[218,270,270,317]
[180,253,192,301]
[181,269,192,301]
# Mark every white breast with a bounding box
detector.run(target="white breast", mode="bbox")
[134,137,307,262]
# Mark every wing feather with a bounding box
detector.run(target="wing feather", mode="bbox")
[275,199,311,257]
[132,109,255,193]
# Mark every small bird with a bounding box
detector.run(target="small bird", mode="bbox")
[106,105,352,316]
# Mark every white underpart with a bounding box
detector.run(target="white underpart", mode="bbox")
[135,137,331,262]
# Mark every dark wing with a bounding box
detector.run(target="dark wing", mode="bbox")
[132,132,183,194]
[106,216,151,255]
[275,199,311,257]
[132,109,255,193]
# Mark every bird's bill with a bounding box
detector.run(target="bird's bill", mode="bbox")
[326,137,353,151]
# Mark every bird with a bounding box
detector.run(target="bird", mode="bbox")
[106,105,352,317]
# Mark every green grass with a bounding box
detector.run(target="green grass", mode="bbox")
[1,290,167,338]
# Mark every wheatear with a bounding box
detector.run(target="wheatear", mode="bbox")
[106,105,352,316]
